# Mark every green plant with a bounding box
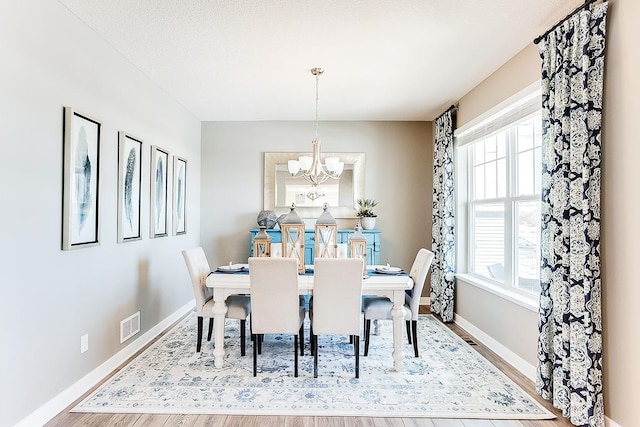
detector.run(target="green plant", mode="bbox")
[356,198,378,217]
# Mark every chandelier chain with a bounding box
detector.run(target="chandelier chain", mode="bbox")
[287,66,343,196]
[315,71,320,140]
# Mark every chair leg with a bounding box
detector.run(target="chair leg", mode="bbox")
[406,320,412,344]
[299,324,304,356]
[240,320,246,357]
[313,334,318,378]
[310,323,315,355]
[412,320,419,357]
[354,335,360,378]
[252,333,258,377]
[294,335,299,377]
[258,334,263,354]
[364,319,371,356]
[207,318,214,341]
[196,316,203,352]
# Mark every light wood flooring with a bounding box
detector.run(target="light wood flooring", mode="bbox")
[45,307,573,427]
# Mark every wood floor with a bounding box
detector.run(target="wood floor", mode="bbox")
[45,307,574,427]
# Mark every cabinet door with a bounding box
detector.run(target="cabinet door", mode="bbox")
[304,230,315,264]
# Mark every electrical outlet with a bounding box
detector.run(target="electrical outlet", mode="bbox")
[80,334,89,353]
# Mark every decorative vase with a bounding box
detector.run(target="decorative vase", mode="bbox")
[257,210,278,229]
[275,214,287,230]
[360,217,377,230]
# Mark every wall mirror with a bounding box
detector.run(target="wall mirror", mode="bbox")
[264,152,365,218]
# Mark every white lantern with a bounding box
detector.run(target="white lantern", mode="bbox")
[314,203,337,259]
[349,223,368,275]
[253,225,271,257]
[281,204,306,274]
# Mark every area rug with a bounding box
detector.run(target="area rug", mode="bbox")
[72,312,554,419]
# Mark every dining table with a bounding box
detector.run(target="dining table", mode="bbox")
[206,263,413,372]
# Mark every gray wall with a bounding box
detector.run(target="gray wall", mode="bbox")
[454,43,542,368]
[600,0,640,423]
[0,2,201,425]
[200,121,433,277]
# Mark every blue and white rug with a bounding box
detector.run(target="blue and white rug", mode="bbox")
[72,312,554,419]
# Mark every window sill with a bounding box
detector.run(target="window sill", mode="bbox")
[455,273,539,312]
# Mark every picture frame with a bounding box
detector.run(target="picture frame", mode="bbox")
[117,132,143,242]
[173,156,187,235]
[62,107,101,250]
[150,145,169,238]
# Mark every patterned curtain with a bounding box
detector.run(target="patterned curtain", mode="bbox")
[536,3,608,426]
[431,109,455,323]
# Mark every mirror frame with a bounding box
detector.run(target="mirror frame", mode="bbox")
[264,152,365,218]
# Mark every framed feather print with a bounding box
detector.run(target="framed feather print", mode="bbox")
[150,145,169,238]
[117,132,143,242]
[173,156,187,235]
[62,107,101,250]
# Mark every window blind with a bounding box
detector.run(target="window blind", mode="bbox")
[455,84,542,148]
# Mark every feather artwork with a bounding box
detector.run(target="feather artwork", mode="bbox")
[124,147,136,230]
[74,125,92,233]
[176,163,185,225]
[155,156,164,229]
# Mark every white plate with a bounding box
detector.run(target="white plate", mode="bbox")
[375,266,403,274]
[217,264,246,273]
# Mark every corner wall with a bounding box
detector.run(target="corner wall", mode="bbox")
[0,2,201,425]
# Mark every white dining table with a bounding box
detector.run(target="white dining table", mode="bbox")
[205,264,413,372]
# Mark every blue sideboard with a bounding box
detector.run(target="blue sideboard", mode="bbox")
[249,228,380,265]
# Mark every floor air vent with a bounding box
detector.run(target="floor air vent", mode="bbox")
[120,311,141,343]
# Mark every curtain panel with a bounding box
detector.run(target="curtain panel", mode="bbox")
[431,109,455,323]
[536,2,608,426]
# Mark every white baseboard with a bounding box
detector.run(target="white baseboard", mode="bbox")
[453,313,536,381]
[606,416,622,427]
[454,314,623,427]
[15,301,195,427]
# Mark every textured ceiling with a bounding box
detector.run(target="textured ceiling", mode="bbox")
[58,0,579,121]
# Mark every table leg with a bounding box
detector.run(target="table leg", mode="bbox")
[212,292,228,368]
[391,290,404,371]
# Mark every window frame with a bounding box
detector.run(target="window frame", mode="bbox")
[454,83,542,310]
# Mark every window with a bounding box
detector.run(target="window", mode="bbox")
[456,87,542,298]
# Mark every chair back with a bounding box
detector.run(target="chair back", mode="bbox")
[312,258,364,335]
[249,257,301,335]
[182,247,213,316]
[407,248,434,320]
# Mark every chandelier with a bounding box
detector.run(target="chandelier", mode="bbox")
[287,68,344,187]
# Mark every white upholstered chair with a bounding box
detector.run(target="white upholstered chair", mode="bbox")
[182,247,251,355]
[311,258,364,378]
[363,248,434,358]
[248,257,305,377]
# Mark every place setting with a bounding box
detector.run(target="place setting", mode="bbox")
[215,262,249,273]
[372,263,406,275]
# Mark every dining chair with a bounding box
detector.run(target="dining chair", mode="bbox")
[363,248,434,358]
[248,257,305,377]
[182,247,251,355]
[311,258,364,378]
